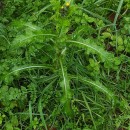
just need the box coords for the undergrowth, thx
[0,0,130,130]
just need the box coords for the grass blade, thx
[82,92,97,130]
[38,99,47,130]
[113,0,124,29]
[40,79,56,95]
[35,4,52,17]
[29,101,33,128]
[0,35,10,44]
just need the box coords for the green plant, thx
[0,0,130,129]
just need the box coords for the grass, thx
[113,0,124,29]
[82,92,96,130]
[0,0,130,129]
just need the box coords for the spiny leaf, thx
[11,33,56,48]
[67,39,112,61]
[8,64,53,75]
[24,23,41,30]
[60,60,69,97]
[60,59,73,116]
[70,75,114,98]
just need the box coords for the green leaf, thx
[24,23,41,30]
[117,45,124,51]
[114,57,121,65]
[38,99,47,130]
[11,116,18,126]
[79,7,111,24]
[60,59,73,116]
[82,92,96,130]
[29,101,32,128]
[8,64,53,75]
[117,36,123,45]
[35,4,52,17]
[67,39,111,61]
[11,33,55,48]
[0,116,2,125]
[70,75,114,99]
[6,123,13,130]
[102,32,111,38]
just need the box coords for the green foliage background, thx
[0,0,130,129]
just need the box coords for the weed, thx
[0,0,130,129]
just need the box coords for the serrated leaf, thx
[67,39,111,61]
[25,23,41,30]
[11,33,55,48]
[8,64,53,75]
[70,75,114,98]
[60,59,73,116]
